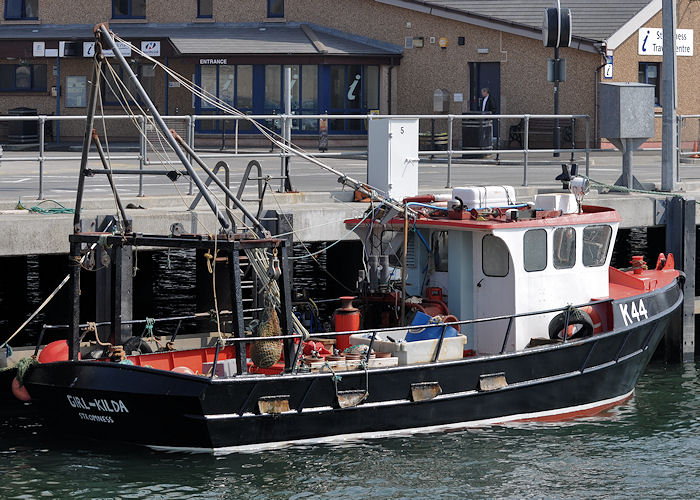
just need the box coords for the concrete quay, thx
[0,149,698,256]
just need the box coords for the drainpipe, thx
[388,64,394,114]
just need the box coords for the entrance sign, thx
[638,28,693,56]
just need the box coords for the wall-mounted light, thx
[477,48,489,54]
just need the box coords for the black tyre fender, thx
[548,309,594,340]
[122,336,153,355]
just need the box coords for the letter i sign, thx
[604,56,613,79]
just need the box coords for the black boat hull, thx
[23,280,682,452]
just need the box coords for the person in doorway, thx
[480,87,497,114]
[479,87,498,157]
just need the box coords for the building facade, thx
[0,0,697,146]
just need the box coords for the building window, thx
[582,225,612,267]
[267,0,284,18]
[0,64,46,92]
[638,62,661,106]
[102,63,144,105]
[523,229,547,272]
[197,0,212,18]
[553,227,576,269]
[262,65,318,132]
[197,64,254,132]
[329,64,380,132]
[482,234,509,277]
[112,0,146,19]
[4,0,37,19]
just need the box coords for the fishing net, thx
[250,306,283,369]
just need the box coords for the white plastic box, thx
[349,331,467,365]
[534,193,578,214]
[452,186,516,210]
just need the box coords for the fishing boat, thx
[10,25,683,453]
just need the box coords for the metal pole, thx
[282,66,292,192]
[98,24,231,230]
[523,115,529,186]
[188,115,195,195]
[446,115,453,188]
[585,115,590,176]
[38,116,45,200]
[91,130,131,231]
[661,0,678,191]
[68,242,81,361]
[172,132,267,234]
[73,59,102,233]
[138,114,145,197]
[553,46,560,158]
[401,212,409,325]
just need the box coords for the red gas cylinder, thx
[333,296,361,352]
[38,340,79,363]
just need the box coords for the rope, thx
[17,198,74,214]
[12,357,39,386]
[288,208,374,261]
[0,273,70,349]
[585,176,687,198]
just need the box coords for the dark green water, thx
[1,362,697,499]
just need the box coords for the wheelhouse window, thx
[4,0,37,19]
[638,62,660,106]
[523,229,547,272]
[267,0,284,18]
[113,0,146,19]
[482,235,509,277]
[0,64,46,92]
[197,0,212,18]
[582,225,612,267]
[553,227,576,269]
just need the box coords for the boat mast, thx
[95,23,232,232]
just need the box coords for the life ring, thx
[548,308,594,340]
[580,306,603,334]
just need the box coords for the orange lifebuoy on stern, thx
[580,306,603,334]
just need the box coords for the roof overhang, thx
[374,0,602,53]
[603,0,661,50]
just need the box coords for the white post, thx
[281,66,292,192]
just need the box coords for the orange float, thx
[11,377,31,402]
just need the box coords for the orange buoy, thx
[171,366,194,375]
[580,306,603,334]
[11,377,31,402]
[38,340,79,363]
[333,296,361,352]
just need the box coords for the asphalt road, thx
[0,148,698,204]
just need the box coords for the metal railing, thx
[0,112,591,199]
